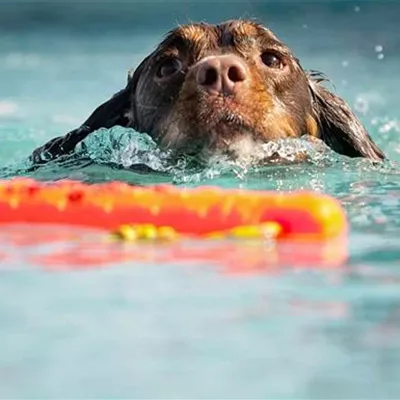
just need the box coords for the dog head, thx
[122,19,384,162]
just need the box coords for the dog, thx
[31,19,385,165]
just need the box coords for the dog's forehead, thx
[159,22,214,49]
[218,20,282,48]
[219,20,270,38]
[162,20,280,48]
[177,23,213,41]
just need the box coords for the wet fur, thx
[31,20,385,164]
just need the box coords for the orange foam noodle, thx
[0,178,348,239]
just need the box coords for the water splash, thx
[72,127,345,185]
[0,126,399,189]
[76,127,172,171]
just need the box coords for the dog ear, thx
[308,72,385,161]
[30,57,150,164]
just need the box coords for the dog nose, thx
[196,55,248,95]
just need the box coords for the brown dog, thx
[31,19,385,164]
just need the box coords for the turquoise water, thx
[2,0,400,398]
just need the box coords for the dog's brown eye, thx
[261,52,283,69]
[157,58,182,78]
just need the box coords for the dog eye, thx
[261,52,283,69]
[157,58,182,78]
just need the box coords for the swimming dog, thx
[31,20,385,165]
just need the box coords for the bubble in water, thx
[371,117,381,126]
[354,6,361,12]
[341,60,349,68]
[379,120,400,134]
[309,178,325,193]
[374,45,385,60]
[354,97,369,115]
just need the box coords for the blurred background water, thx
[1,0,400,398]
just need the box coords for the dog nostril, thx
[227,65,245,83]
[202,67,218,86]
[196,57,246,94]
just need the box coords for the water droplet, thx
[354,6,361,12]
[341,60,349,68]
[355,97,369,115]
[371,117,379,126]
[375,45,383,52]
[302,24,308,29]
[377,53,384,60]
[378,120,400,134]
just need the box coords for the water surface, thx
[1,1,400,398]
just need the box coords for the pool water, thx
[2,0,400,398]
